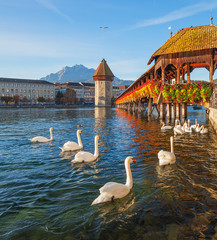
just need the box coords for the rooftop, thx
[0,77,53,85]
[93,59,114,77]
[148,24,217,64]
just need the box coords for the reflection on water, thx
[0,106,217,239]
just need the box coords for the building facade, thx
[0,77,55,104]
[55,82,95,104]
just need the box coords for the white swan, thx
[173,120,184,135]
[60,130,83,152]
[91,156,136,205]
[184,120,192,133]
[200,125,208,134]
[195,124,201,132]
[161,122,173,130]
[71,135,99,163]
[158,136,176,166]
[191,119,197,129]
[29,127,54,143]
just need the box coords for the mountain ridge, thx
[40,64,134,86]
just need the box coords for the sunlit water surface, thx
[0,107,217,240]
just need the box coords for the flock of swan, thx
[159,118,208,166]
[29,128,135,205]
[161,119,208,134]
[28,118,208,205]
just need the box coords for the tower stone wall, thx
[93,59,114,107]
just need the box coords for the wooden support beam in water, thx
[167,103,172,120]
[148,98,152,116]
[160,103,166,120]
[182,103,187,120]
[176,103,181,119]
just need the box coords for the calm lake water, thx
[0,106,217,240]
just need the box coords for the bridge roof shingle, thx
[148,24,217,64]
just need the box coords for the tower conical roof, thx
[93,59,114,77]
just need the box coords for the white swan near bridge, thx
[158,136,176,166]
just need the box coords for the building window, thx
[2,88,4,92]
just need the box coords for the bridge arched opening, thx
[190,67,209,82]
[165,64,176,84]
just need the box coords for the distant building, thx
[55,82,95,104]
[0,77,55,104]
[119,85,130,95]
[80,82,95,104]
[112,86,120,99]
[93,59,114,107]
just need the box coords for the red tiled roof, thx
[93,59,114,77]
[148,24,217,64]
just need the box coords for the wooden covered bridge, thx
[115,22,216,120]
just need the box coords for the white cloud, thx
[35,0,73,23]
[130,1,217,29]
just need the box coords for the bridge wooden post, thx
[182,103,187,120]
[138,101,141,113]
[160,103,166,120]
[148,98,152,116]
[127,103,130,111]
[187,63,190,83]
[172,103,176,119]
[176,103,181,119]
[141,102,145,112]
[166,103,172,120]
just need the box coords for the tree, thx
[13,95,20,104]
[37,96,46,102]
[22,96,28,104]
[1,96,13,104]
[55,90,64,104]
[64,88,77,104]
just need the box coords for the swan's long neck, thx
[170,137,174,153]
[50,129,53,141]
[125,160,133,189]
[77,132,82,147]
[94,137,99,157]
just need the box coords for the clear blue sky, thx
[0,0,217,81]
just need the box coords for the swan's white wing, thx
[63,141,80,149]
[72,151,95,163]
[30,136,49,142]
[100,182,129,197]
[158,150,176,166]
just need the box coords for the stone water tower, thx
[93,59,114,107]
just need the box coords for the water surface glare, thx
[0,107,217,239]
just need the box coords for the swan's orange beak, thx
[81,131,83,134]
[133,158,137,163]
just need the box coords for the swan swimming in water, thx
[161,122,173,130]
[60,130,83,152]
[29,127,54,143]
[91,156,136,205]
[191,119,197,129]
[173,120,184,135]
[158,136,176,166]
[199,125,208,134]
[71,135,99,163]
